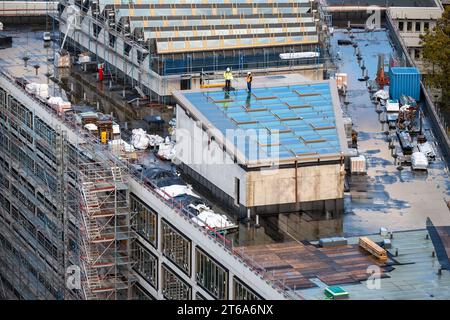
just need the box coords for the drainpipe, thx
[295,160,298,204]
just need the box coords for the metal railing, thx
[0,68,304,299]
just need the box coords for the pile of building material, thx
[350,155,367,174]
[411,152,428,170]
[84,123,98,135]
[385,99,400,112]
[319,237,348,247]
[417,141,436,161]
[156,184,198,200]
[373,89,389,104]
[78,52,91,64]
[148,134,164,147]
[189,204,236,231]
[25,83,49,99]
[55,51,71,68]
[130,128,165,150]
[108,139,135,154]
[157,137,176,161]
[130,128,150,150]
[47,96,72,113]
[336,73,348,93]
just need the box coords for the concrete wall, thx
[128,177,289,300]
[247,163,345,207]
[177,104,345,211]
[278,212,343,241]
[176,104,247,206]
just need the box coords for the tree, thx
[420,8,450,109]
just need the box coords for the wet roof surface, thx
[298,229,450,299]
[181,82,344,162]
[331,29,450,236]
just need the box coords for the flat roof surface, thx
[176,81,346,165]
[298,229,450,300]
[324,0,438,7]
[239,237,390,291]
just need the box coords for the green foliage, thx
[420,8,450,108]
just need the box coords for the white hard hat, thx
[247,71,251,75]
[226,67,230,72]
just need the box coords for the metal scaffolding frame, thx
[0,88,69,299]
[0,64,135,299]
[75,161,133,300]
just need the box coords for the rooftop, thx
[298,229,450,300]
[92,0,319,54]
[324,0,439,7]
[174,80,347,166]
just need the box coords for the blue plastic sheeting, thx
[389,67,421,101]
[182,82,343,162]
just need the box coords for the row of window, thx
[398,20,431,33]
[130,194,261,300]
[0,233,59,299]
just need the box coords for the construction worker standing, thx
[224,67,233,91]
[246,71,253,93]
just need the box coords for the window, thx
[109,33,116,48]
[131,194,157,246]
[424,22,429,31]
[131,241,158,289]
[195,292,207,300]
[195,247,228,300]
[132,283,154,300]
[415,22,421,32]
[161,264,192,300]
[414,48,421,59]
[234,177,240,206]
[407,21,412,31]
[233,277,262,300]
[398,21,404,31]
[161,219,191,275]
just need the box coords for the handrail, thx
[0,67,303,299]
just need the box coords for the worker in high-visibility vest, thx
[223,67,233,91]
[246,71,253,93]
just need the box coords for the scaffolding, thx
[0,59,135,299]
[0,87,69,299]
[76,162,133,300]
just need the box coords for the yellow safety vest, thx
[224,71,233,81]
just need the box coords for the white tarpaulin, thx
[279,52,319,60]
[156,185,198,200]
[108,139,135,153]
[130,128,150,150]
[411,152,428,170]
[147,134,164,147]
[350,155,367,174]
[190,204,235,229]
[373,90,389,101]
[25,83,49,99]
[157,137,176,160]
[84,123,98,131]
[386,99,400,112]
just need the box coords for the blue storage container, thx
[389,67,421,101]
